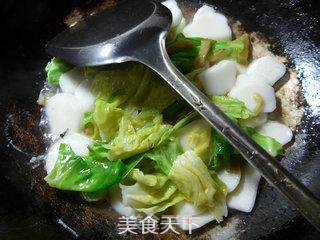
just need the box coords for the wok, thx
[0,0,320,239]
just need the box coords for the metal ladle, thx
[46,0,320,230]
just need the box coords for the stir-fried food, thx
[39,0,293,231]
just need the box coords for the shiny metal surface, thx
[46,0,169,66]
[45,0,320,231]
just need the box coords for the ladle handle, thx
[141,38,320,231]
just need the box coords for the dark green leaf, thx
[168,34,201,73]
[170,49,199,73]
[208,129,232,170]
[162,99,191,123]
[208,126,284,170]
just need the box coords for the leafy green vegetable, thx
[146,138,183,175]
[168,34,201,73]
[170,49,199,73]
[104,108,173,161]
[131,169,168,189]
[93,98,124,141]
[176,119,211,164]
[45,119,189,194]
[185,67,206,90]
[168,33,250,73]
[91,64,177,112]
[45,58,72,85]
[208,96,282,168]
[90,66,157,141]
[214,39,244,57]
[244,127,284,157]
[83,112,99,139]
[194,39,213,68]
[45,144,143,192]
[170,111,199,132]
[208,96,252,170]
[169,151,227,222]
[103,110,198,162]
[208,128,233,170]
[187,126,211,160]
[167,18,186,44]
[209,33,250,65]
[83,112,94,126]
[87,140,109,160]
[209,38,242,64]
[139,112,199,175]
[90,98,196,165]
[209,126,284,170]
[162,99,191,123]
[211,95,253,120]
[82,190,108,202]
[87,64,182,160]
[120,169,184,215]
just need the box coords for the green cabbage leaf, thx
[88,64,179,160]
[45,58,72,85]
[120,169,184,215]
[211,95,253,120]
[168,33,250,73]
[244,127,284,157]
[208,34,250,65]
[45,143,143,192]
[168,151,227,222]
[103,107,173,160]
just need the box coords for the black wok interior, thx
[0,0,320,239]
